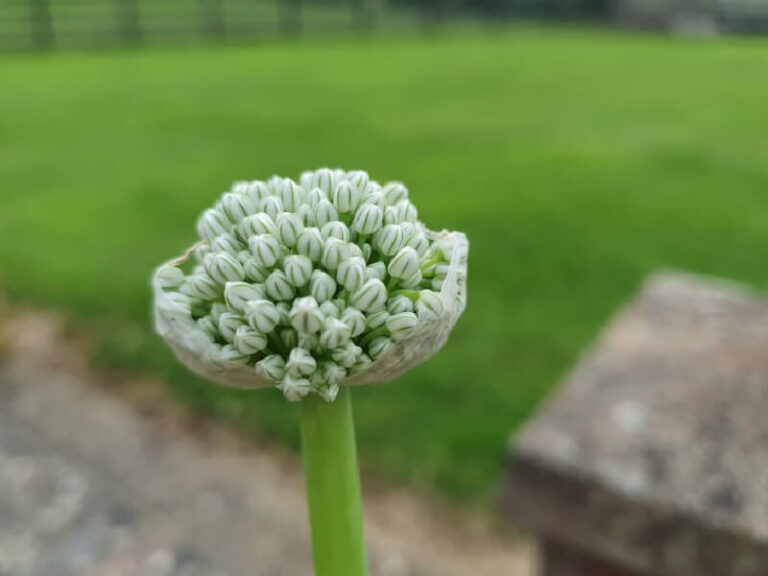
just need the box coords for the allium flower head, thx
[153,168,467,401]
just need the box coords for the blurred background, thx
[1,0,768,552]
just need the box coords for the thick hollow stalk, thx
[300,386,368,576]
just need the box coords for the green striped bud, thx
[350,279,387,312]
[383,206,400,225]
[374,224,405,256]
[194,243,210,263]
[321,221,350,242]
[280,327,298,349]
[362,243,372,262]
[341,307,366,337]
[267,175,285,193]
[156,266,185,290]
[279,376,312,402]
[366,310,389,330]
[284,254,313,287]
[345,242,364,260]
[260,196,284,221]
[287,347,317,378]
[248,234,281,268]
[314,199,338,229]
[221,192,257,223]
[311,168,336,195]
[310,270,336,303]
[320,359,347,385]
[298,332,320,350]
[224,281,265,314]
[276,302,291,325]
[296,227,324,262]
[405,230,429,256]
[243,259,269,283]
[165,292,193,313]
[346,170,369,191]
[197,208,230,242]
[289,296,324,334]
[352,353,373,373]
[362,191,387,211]
[388,247,419,280]
[234,325,268,355]
[211,233,245,257]
[205,252,245,284]
[210,302,227,323]
[319,300,341,319]
[333,180,361,214]
[395,200,418,223]
[220,344,251,364]
[317,383,340,403]
[299,170,314,190]
[400,269,423,289]
[197,315,219,342]
[388,295,414,315]
[416,289,443,320]
[320,318,351,350]
[218,312,246,343]
[276,212,304,247]
[183,274,221,300]
[432,278,444,291]
[245,299,281,333]
[368,336,392,360]
[256,354,286,381]
[306,187,328,208]
[382,182,408,205]
[298,203,314,227]
[351,204,383,236]
[278,179,304,211]
[386,312,418,342]
[331,342,363,368]
[321,238,346,271]
[240,213,277,238]
[365,261,387,282]
[336,257,366,292]
[265,269,295,301]
[245,181,271,205]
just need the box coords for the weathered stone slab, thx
[504,272,768,576]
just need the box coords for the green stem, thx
[301,388,368,576]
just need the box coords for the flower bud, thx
[197,315,219,342]
[317,383,340,403]
[165,292,193,313]
[245,181,271,204]
[276,302,291,324]
[197,208,230,242]
[210,302,228,323]
[395,200,418,223]
[211,233,245,256]
[367,336,392,360]
[321,221,350,242]
[276,212,304,247]
[221,191,257,223]
[248,234,282,268]
[432,278,444,291]
[289,296,323,334]
[205,252,245,284]
[256,354,286,381]
[321,238,346,271]
[388,295,414,314]
[345,170,368,189]
[306,187,328,208]
[336,257,366,292]
[278,179,304,211]
[298,332,319,350]
[280,327,298,349]
[416,289,443,320]
[405,231,429,256]
[382,182,408,205]
[297,203,314,226]
[220,344,251,364]
[156,266,185,289]
[341,307,366,337]
[365,261,387,282]
[388,247,419,280]
[331,342,362,368]
[287,347,317,378]
[310,270,336,303]
[279,376,312,402]
[312,168,336,194]
[400,269,423,289]
[320,359,347,385]
[366,310,389,330]
[284,254,313,287]
[183,274,221,300]
[386,312,418,342]
[299,171,314,190]
[194,243,210,263]
[383,206,400,225]
[296,227,324,262]
[218,312,246,342]
[240,213,277,238]
[351,204,383,236]
[374,224,405,256]
[243,259,269,283]
[345,242,364,260]
[350,279,387,312]
[351,353,373,373]
[224,281,265,314]
[231,181,249,195]
[234,325,268,355]
[265,269,295,301]
[434,263,450,281]
[333,180,361,213]
[320,318,351,350]
[314,199,338,229]
[319,300,341,319]
[245,299,281,333]
[362,191,387,210]
[260,195,284,221]
[362,243,372,262]
[267,174,285,192]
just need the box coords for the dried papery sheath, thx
[153,168,468,401]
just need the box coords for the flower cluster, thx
[155,168,456,402]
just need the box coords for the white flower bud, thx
[400,269,423,288]
[388,247,419,280]
[289,296,323,334]
[405,231,429,256]
[362,191,387,210]
[432,278,444,291]
[350,279,387,312]
[218,312,246,342]
[211,233,245,256]
[220,344,251,364]
[312,168,336,194]
[284,254,313,287]
[319,300,341,319]
[306,187,328,208]
[197,315,219,341]
[321,221,350,242]
[333,180,361,213]
[298,203,314,226]
[346,170,368,189]
[205,252,245,284]
[386,312,418,342]
[248,234,282,268]
[224,281,264,313]
[366,310,389,330]
[388,295,414,314]
[276,212,304,247]
[382,182,408,205]
[245,299,281,333]
[374,224,405,256]
[310,270,336,303]
[367,336,392,360]
[416,289,443,320]
[317,383,340,403]
[157,266,185,289]
[395,200,418,223]
[276,302,291,325]
[362,243,372,262]
[194,243,210,262]
[296,227,324,261]
[234,325,268,355]
[265,269,295,301]
[231,181,249,195]
[299,170,314,189]
[243,259,269,283]
[183,274,221,299]
[320,318,351,349]
[351,353,372,373]
[336,257,366,292]
[256,354,286,381]
[280,327,298,349]
[279,376,312,402]
[314,199,338,229]
[434,263,450,281]
[351,204,383,236]
[331,342,362,368]
[383,206,400,225]
[210,302,227,323]
[197,208,230,242]
[221,191,257,223]
[321,238,346,271]
[260,195,284,221]
[345,242,364,260]
[245,181,271,204]
[267,175,286,192]
[240,213,277,238]
[287,347,317,378]
[298,332,319,350]
[278,179,304,211]
[341,307,366,337]
[320,359,347,385]
[365,261,387,282]
[165,292,193,312]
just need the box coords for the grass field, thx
[1,29,767,502]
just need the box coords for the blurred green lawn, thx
[1,29,767,502]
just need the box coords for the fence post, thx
[117,0,142,46]
[29,0,54,50]
[199,0,226,41]
[278,0,302,35]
